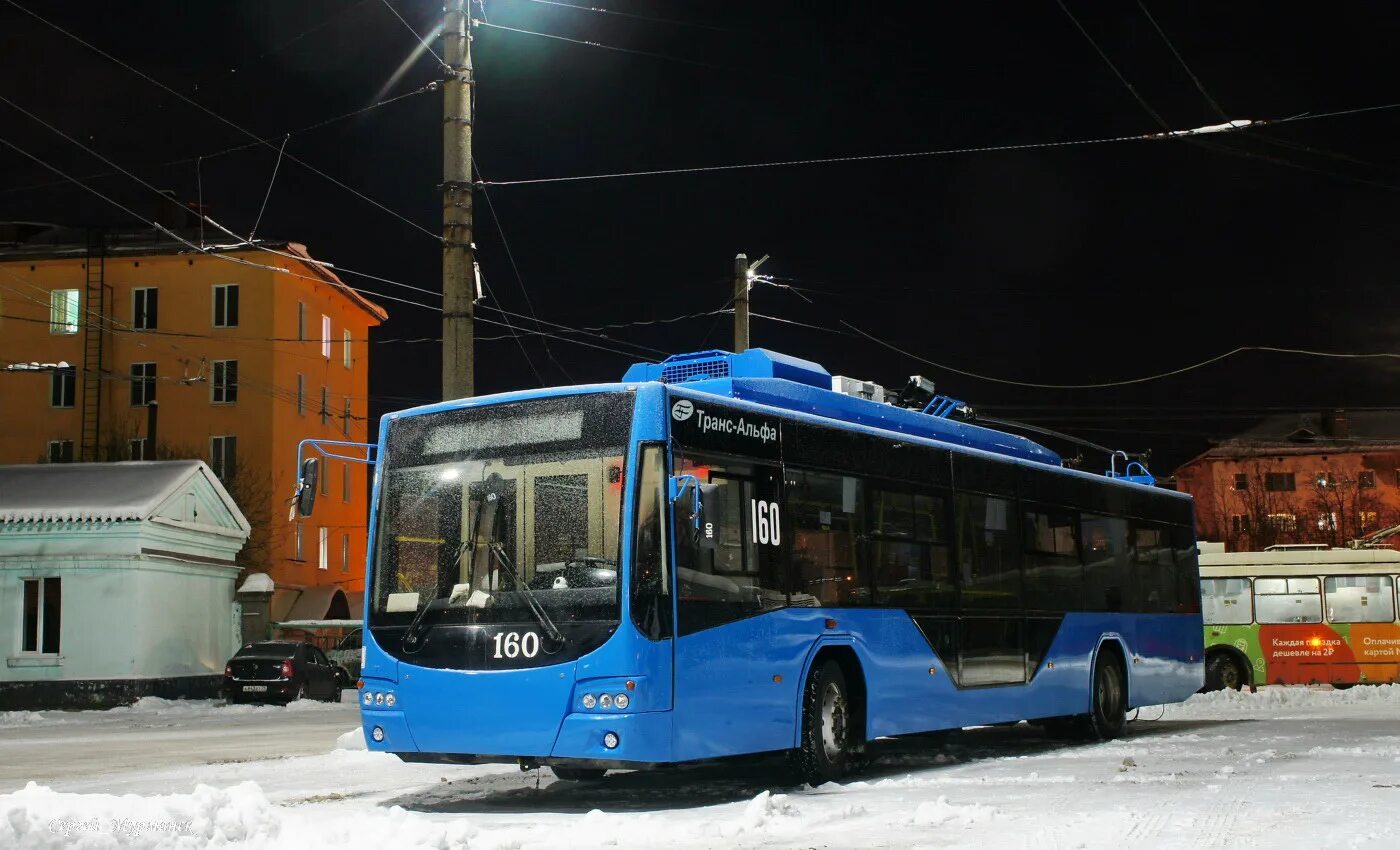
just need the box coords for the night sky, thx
[3,1,1398,474]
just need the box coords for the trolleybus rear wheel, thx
[792,660,852,785]
[550,767,607,782]
[1080,650,1127,740]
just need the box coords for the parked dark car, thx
[223,641,341,704]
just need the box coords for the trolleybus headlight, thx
[384,693,397,708]
[363,691,374,706]
[581,693,597,709]
[614,693,629,710]
[371,726,385,743]
[599,694,613,708]
[375,692,385,706]
[603,732,619,750]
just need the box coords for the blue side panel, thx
[671,609,1205,751]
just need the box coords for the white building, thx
[0,461,249,709]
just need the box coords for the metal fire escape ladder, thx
[79,229,110,461]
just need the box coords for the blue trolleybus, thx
[294,348,1203,783]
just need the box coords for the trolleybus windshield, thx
[370,392,634,632]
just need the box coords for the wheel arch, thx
[1090,634,1131,710]
[792,640,868,749]
[1204,644,1254,689]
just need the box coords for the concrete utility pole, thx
[732,253,768,353]
[442,0,475,400]
[733,254,749,353]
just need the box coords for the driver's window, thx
[674,452,787,635]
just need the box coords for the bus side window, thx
[1255,577,1322,624]
[1325,575,1395,624]
[788,469,868,607]
[1201,578,1252,625]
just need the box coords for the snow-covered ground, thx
[3,687,1398,849]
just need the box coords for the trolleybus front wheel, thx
[791,659,854,785]
[1204,653,1247,692]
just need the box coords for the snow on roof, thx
[0,460,240,525]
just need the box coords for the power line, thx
[510,0,728,32]
[1134,0,1229,120]
[379,0,447,66]
[839,319,1400,390]
[473,19,730,72]
[2,0,442,242]
[1054,0,1171,130]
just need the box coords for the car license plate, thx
[243,685,267,692]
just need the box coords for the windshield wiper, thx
[487,541,567,652]
[401,538,473,652]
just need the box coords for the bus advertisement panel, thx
[1200,550,1400,689]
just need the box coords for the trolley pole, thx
[733,253,750,353]
[442,0,475,400]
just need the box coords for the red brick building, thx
[1173,410,1400,551]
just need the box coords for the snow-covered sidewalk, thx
[3,686,1398,849]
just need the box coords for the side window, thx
[870,486,953,609]
[630,444,672,640]
[956,494,1021,610]
[1131,523,1177,612]
[674,453,785,634]
[1201,578,1253,625]
[1023,506,1082,611]
[1325,575,1395,624]
[1082,514,1131,612]
[788,469,867,606]
[1255,577,1322,624]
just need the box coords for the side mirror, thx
[670,475,720,552]
[296,457,319,517]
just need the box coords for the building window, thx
[46,440,73,464]
[50,366,75,408]
[342,463,351,503]
[1264,472,1296,492]
[132,287,158,330]
[1315,471,1333,488]
[341,534,350,573]
[320,387,329,425]
[1230,514,1250,534]
[1361,511,1379,531]
[318,527,329,570]
[20,577,61,654]
[1266,513,1297,532]
[129,438,147,460]
[211,359,238,404]
[1232,473,1248,491]
[130,362,156,406]
[296,373,305,416]
[1317,512,1338,531]
[341,398,351,436]
[297,302,306,341]
[212,284,239,328]
[1359,471,1376,489]
[294,522,303,561]
[210,435,237,481]
[343,329,352,368]
[319,460,329,497]
[321,315,331,359]
[49,289,79,334]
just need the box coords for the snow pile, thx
[910,795,995,827]
[1166,684,1400,718]
[106,696,344,718]
[0,710,63,728]
[0,782,483,850]
[335,727,367,751]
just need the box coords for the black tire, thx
[1204,653,1247,692]
[1332,683,1356,691]
[791,659,856,785]
[550,767,607,782]
[1079,649,1128,740]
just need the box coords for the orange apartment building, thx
[0,223,387,609]
[1173,410,1400,551]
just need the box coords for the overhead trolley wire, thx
[2,0,443,242]
[510,0,728,32]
